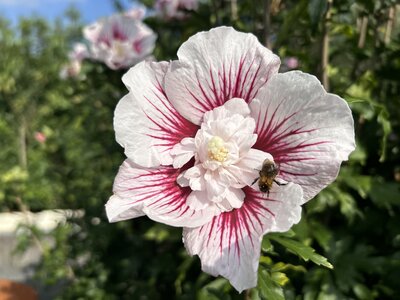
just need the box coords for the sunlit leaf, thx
[269,236,333,269]
[257,266,285,300]
[262,237,273,253]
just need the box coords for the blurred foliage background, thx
[1,0,400,299]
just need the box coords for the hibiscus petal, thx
[83,20,102,42]
[170,137,196,168]
[250,71,355,202]
[115,61,198,168]
[183,184,303,292]
[105,194,145,222]
[187,190,212,210]
[165,26,280,125]
[107,160,216,227]
[218,188,245,210]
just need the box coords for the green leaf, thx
[261,237,273,253]
[348,142,367,165]
[269,236,333,269]
[353,284,374,300]
[144,223,181,243]
[345,79,392,162]
[271,271,289,286]
[369,181,400,210]
[340,170,400,209]
[197,278,231,300]
[257,266,285,300]
[308,220,332,251]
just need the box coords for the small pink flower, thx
[83,14,157,70]
[59,60,82,79]
[179,0,198,10]
[34,132,46,144]
[69,42,89,62]
[106,27,355,291]
[284,56,299,69]
[60,43,88,79]
[154,0,198,19]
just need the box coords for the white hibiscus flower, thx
[83,13,156,70]
[106,27,355,292]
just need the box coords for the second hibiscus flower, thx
[83,12,156,70]
[106,27,355,292]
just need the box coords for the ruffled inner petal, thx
[171,137,196,168]
[172,98,270,213]
[227,149,273,187]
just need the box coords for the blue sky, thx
[0,0,136,24]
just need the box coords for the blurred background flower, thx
[59,43,88,79]
[34,132,46,144]
[83,13,157,69]
[284,56,299,69]
[154,0,199,20]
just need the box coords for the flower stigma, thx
[113,41,126,57]
[207,136,228,162]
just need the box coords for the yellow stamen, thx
[208,136,228,162]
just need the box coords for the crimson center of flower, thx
[207,136,228,162]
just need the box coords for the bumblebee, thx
[252,159,286,195]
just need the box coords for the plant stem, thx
[15,197,45,254]
[263,0,271,48]
[321,0,333,92]
[211,0,221,26]
[358,15,368,49]
[244,288,251,300]
[384,6,395,45]
[18,116,27,169]
[231,0,238,22]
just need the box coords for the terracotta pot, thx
[0,279,37,300]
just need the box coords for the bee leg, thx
[251,177,259,186]
[274,179,287,186]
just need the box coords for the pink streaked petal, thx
[112,22,128,41]
[115,61,198,168]
[120,18,157,57]
[183,183,303,292]
[133,39,142,54]
[165,27,280,125]
[250,71,355,202]
[111,160,215,227]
